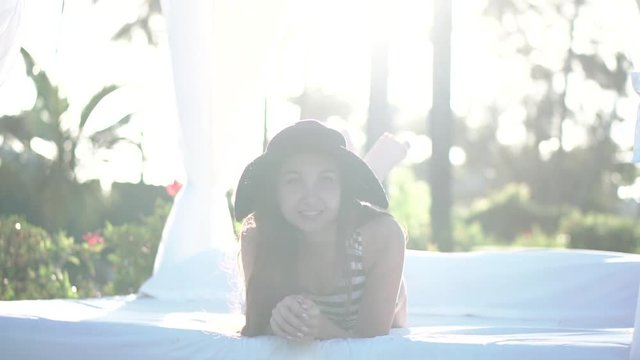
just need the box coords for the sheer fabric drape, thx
[139,0,285,302]
[0,0,24,85]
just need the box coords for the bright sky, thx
[1,0,640,188]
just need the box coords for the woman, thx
[235,119,407,340]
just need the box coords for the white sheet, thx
[404,248,640,328]
[1,249,638,359]
[0,315,632,360]
[0,0,23,86]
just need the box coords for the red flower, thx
[166,180,183,197]
[83,232,104,246]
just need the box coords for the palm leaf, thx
[112,22,136,42]
[79,85,119,133]
[20,48,35,75]
[88,114,132,147]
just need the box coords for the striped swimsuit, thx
[305,231,366,331]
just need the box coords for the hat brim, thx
[234,148,388,221]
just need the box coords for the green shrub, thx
[0,154,169,245]
[0,198,171,300]
[0,216,77,300]
[65,235,108,298]
[104,182,170,227]
[387,167,431,250]
[465,183,562,243]
[101,199,170,295]
[561,212,639,253]
[511,226,568,249]
[451,219,491,251]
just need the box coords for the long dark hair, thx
[240,155,385,336]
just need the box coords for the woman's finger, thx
[270,316,288,338]
[301,298,320,317]
[293,296,312,319]
[272,308,304,338]
[280,301,308,331]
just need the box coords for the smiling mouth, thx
[298,210,322,217]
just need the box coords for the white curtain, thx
[632,68,640,360]
[0,0,24,85]
[634,72,640,163]
[139,0,286,302]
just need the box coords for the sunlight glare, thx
[30,137,57,161]
[538,138,560,161]
[618,178,640,201]
[496,106,527,146]
[396,131,431,164]
[561,121,587,152]
[6,0,640,186]
[449,146,467,166]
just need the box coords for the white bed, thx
[2,248,638,360]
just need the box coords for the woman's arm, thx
[351,215,406,338]
[307,215,406,339]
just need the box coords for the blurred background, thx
[2,0,640,300]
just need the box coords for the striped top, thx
[305,231,366,331]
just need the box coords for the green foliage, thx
[104,182,170,227]
[102,199,170,294]
[0,49,144,239]
[511,226,568,249]
[451,219,489,252]
[561,212,639,253]
[66,238,107,298]
[109,0,163,45]
[0,154,166,241]
[0,198,171,300]
[4,50,135,179]
[456,0,634,214]
[465,183,562,243]
[0,216,77,300]
[387,167,431,250]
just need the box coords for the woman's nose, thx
[300,183,320,202]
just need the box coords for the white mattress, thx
[1,249,638,360]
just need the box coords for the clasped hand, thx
[270,295,320,341]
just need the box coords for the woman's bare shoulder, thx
[358,214,406,261]
[359,213,405,241]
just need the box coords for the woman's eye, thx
[320,175,336,184]
[284,176,301,185]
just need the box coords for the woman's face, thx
[276,152,342,235]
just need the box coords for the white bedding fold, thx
[0,249,637,359]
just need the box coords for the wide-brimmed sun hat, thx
[233,119,388,221]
